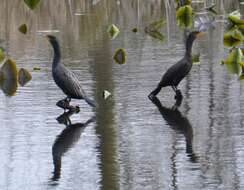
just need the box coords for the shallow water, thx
[0,0,244,190]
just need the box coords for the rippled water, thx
[0,0,244,190]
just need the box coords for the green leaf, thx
[228,11,244,26]
[147,19,165,31]
[0,59,18,96]
[222,48,243,76]
[107,24,120,39]
[132,28,138,33]
[239,62,244,80]
[192,53,200,65]
[237,24,244,36]
[33,67,41,71]
[239,75,244,80]
[175,0,191,9]
[176,5,193,28]
[223,28,243,47]
[24,0,40,10]
[103,90,111,100]
[0,59,18,80]
[144,19,165,42]
[147,31,164,41]
[0,48,5,62]
[18,68,32,86]
[18,24,27,34]
[113,48,126,64]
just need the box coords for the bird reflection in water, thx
[51,109,96,181]
[150,97,198,162]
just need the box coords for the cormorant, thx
[47,35,96,109]
[148,31,204,100]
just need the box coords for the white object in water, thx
[103,90,111,100]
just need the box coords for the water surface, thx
[0,0,244,190]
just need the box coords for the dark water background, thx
[0,0,244,189]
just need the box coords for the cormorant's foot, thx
[174,90,183,100]
[70,105,80,113]
[148,93,156,101]
[56,99,80,113]
[56,99,70,109]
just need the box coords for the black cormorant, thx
[47,35,96,108]
[148,31,204,100]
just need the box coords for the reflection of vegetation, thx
[224,11,244,47]
[33,67,41,71]
[0,59,18,96]
[18,24,28,34]
[227,11,244,30]
[113,48,126,64]
[175,0,193,28]
[132,28,138,33]
[0,48,5,61]
[24,0,40,10]
[145,19,165,31]
[147,30,165,41]
[224,28,243,47]
[176,5,193,28]
[18,68,32,86]
[175,0,191,9]
[144,19,165,41]
[222,10,244,79]
[0,59,32,96]
[222,48,243,76]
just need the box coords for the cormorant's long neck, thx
[51,40,61,68]
[184,36,195,58]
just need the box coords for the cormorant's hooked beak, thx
[196,31,205,39]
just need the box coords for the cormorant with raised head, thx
[148,31,204,100]
[47,35,96,109]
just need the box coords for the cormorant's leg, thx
[171,94,183,110]
[64,97,80,111]
[148,86,162,100]
[56,99,68,111]
[171,86,177,93]
[172,86,183,100]
[64,97,71,103]
[56,97,71,111]
[64,97,72,110]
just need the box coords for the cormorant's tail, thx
[84,96,96,107]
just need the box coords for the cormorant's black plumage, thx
[47,35,96,108]
[148,31,204,100]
